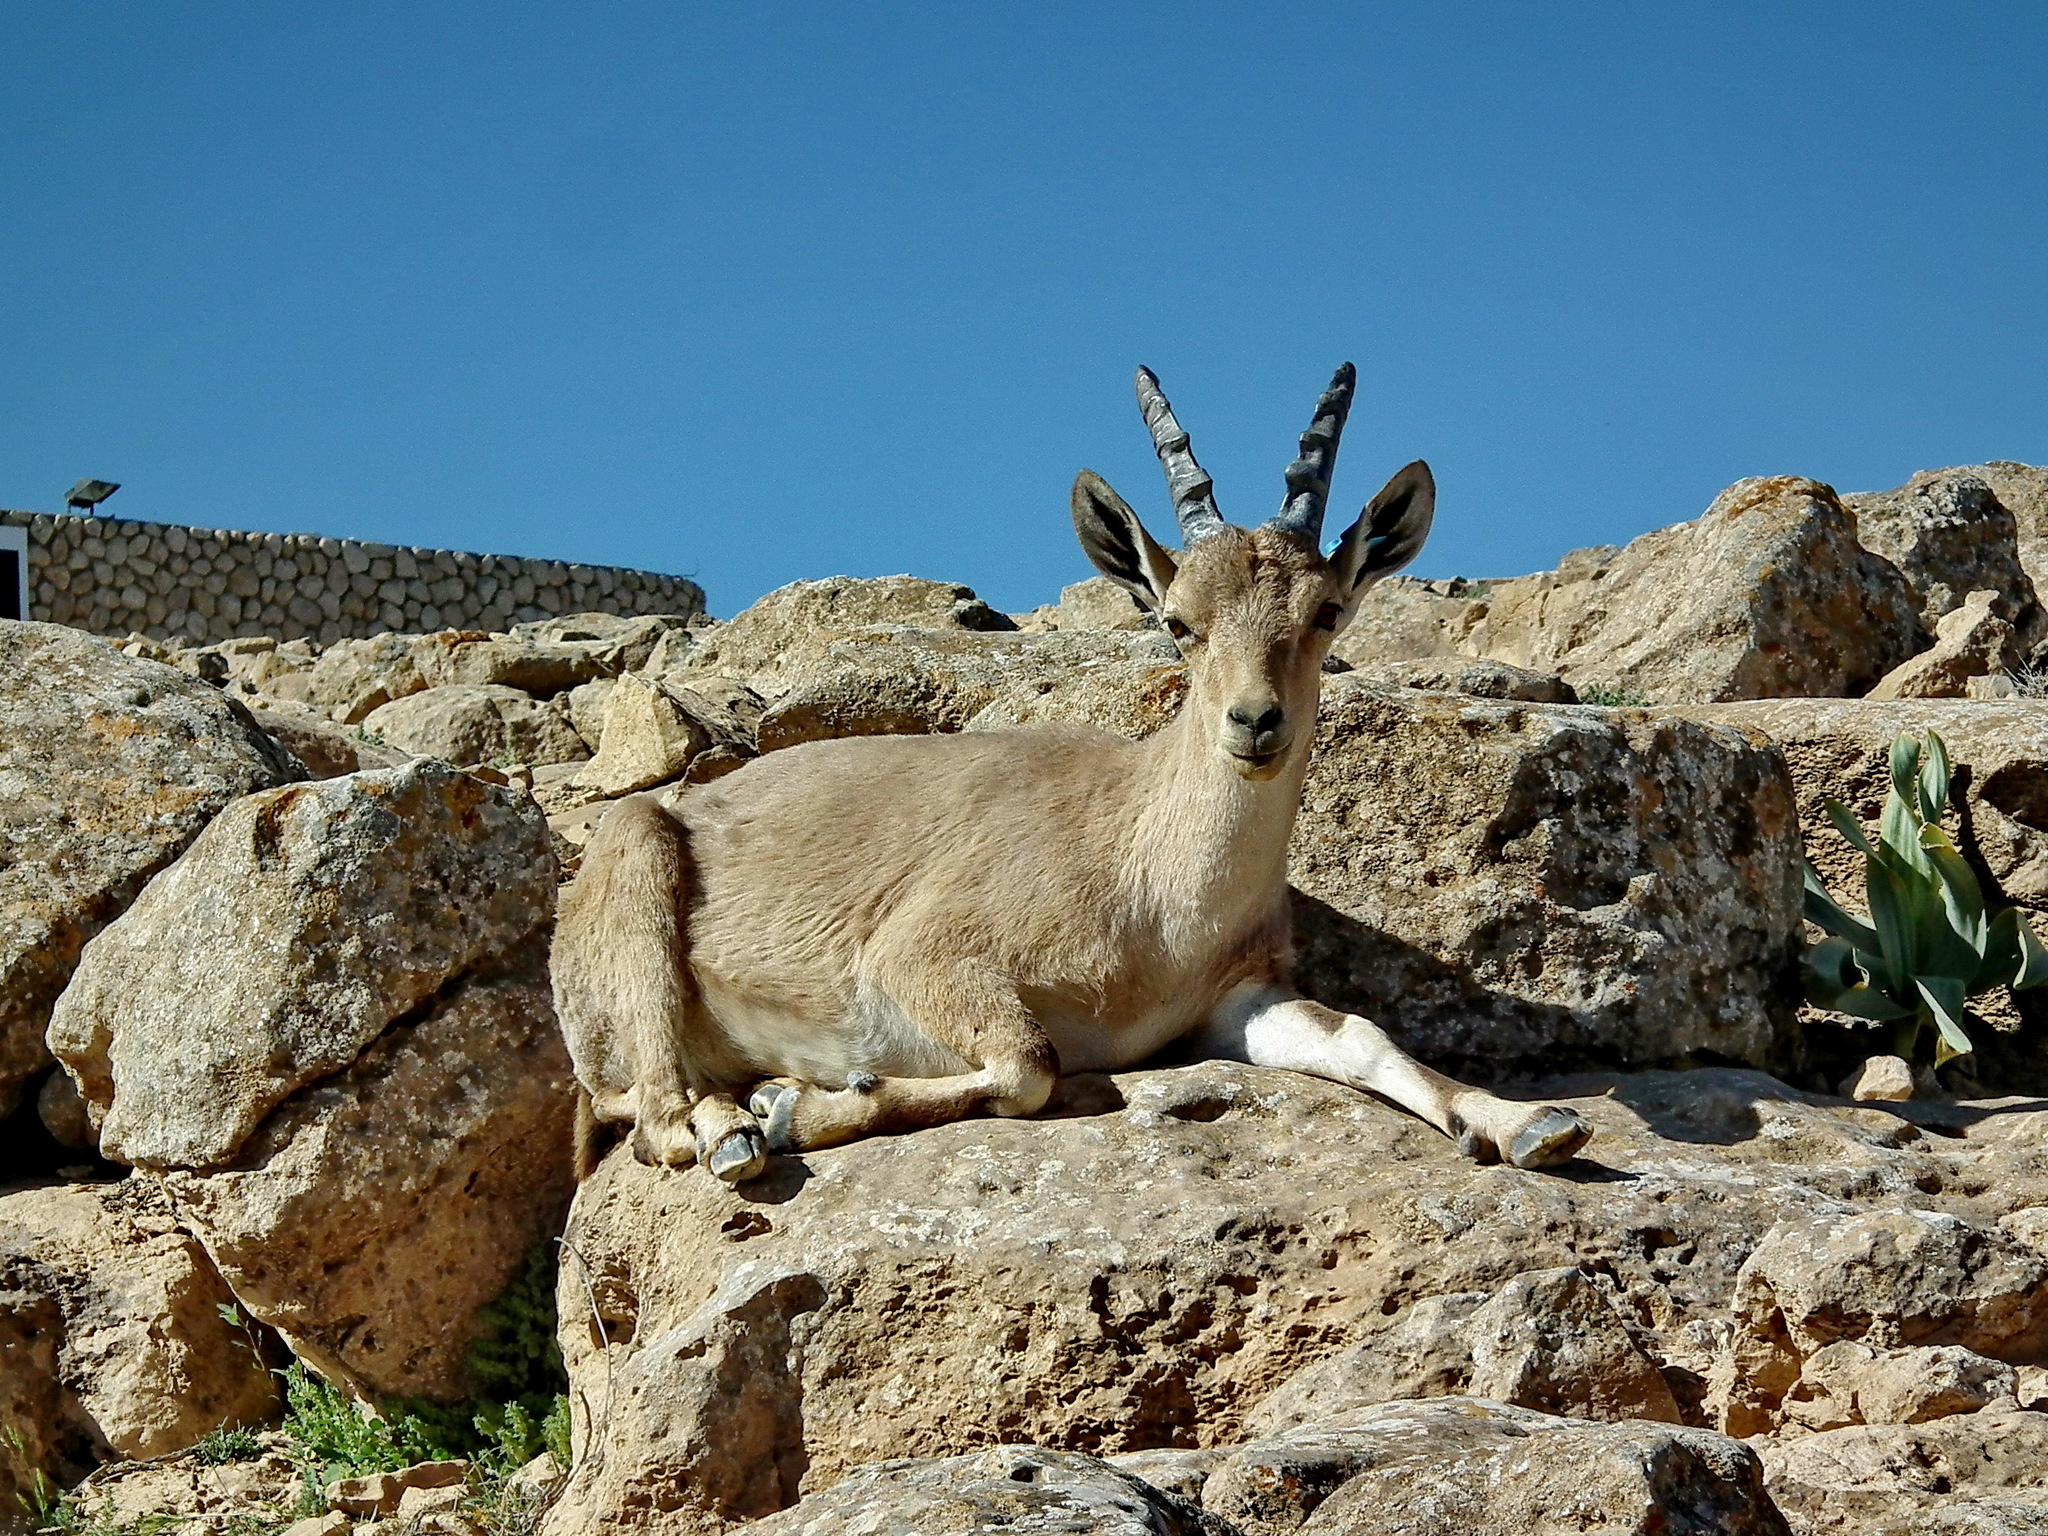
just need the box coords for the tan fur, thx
[553,430,1594,1180]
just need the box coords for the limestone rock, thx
[1760,1409,2048,1535]
[684,576,1015,687]
[1676,698,2048,917]
[1245,1294,1488,1435]
[545,1062,2048,1532]
[1461,477,1925,702]
[565,677,616,750]
[165,950,574,1399]
[1343,656,1577,703]
[249,700,413,779]
[1674,696,2048,1091]
[69,1435,302,1531]
[759,628,1181,750]
[330,1460,470,1518]
[1057,575,1157,632]
[47,759,555,1169]
[1866,590,2018,700]
[411,630,618,697]
[1782,1341,2017,1431]
[300,632,430,723]
[509,611,693,672]
[1329,576,1488,667]
[735,1446,1227,1536]
[0,1179,277,1470]
[1289,678,1803,1078]
[362,683,589,767]
[1465,1265,1682,1423]
[1844,471,2048,653]
[1203,1399,1789,1536]
[1844,1055,1917,1103]
[0,622,301,1117]
[1713,1208,2048,1435]
[577,675,755,796]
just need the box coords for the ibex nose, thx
[1227,704,1286,738]
[1225,704,1289,761]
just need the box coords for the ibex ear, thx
[1329,460,1435,600]
[1071,470,1179,611]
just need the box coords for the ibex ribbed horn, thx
[1269,362,1357,545]
[1135,367,1229,545]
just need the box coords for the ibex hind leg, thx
[555,795,766,1183]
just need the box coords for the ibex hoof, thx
[749,1082,801,1153]
[706,1126,768,1183]
[1507,1108,1592,1169]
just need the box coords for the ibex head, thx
[1071,364,1435,780]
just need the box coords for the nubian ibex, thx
[553,366,1594,1182]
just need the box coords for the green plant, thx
[278,1242,573,1509]
[1578,684,1652,708]
[191,1426,263,1467]
[1803,729,2048,1064]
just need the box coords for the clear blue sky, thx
[4,5,2044,617]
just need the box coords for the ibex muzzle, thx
[552,365,1593,1184]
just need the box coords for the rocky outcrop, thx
[575,675,753,796]
[1341,657,1577,703]
[0,622,302,1118]
[543,1062,2048,1534]
[0,1180,277,1484]
[1289,679,1804,1078]
[43,759,570,1400]
[1712,1208,2048,1436]
[1458,478,1926,702]
[1865,590,2019,700]
[1843,471,2048,655]
[48,760,555,1169]
[361,682,590,767]
[760,628,1186,750]
[681,576,1014,688]
[1760,1409,2048,1535]
[1330,577,1488,667]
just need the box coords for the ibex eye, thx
[1165,617,1192,641]
[1314,603,1341,631]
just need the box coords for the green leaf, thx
[1890,732,1923,807]
[1915,976,1976,1065]
[1919,730,1951,824]
[1865,854,1919,984]
[1919,821,1987,950]
[1802,862,1882,950]
[2013,907,2048,990]
[1881,788,1934,878]
[1824,799,1879,858]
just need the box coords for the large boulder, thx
[542,1061,2048,1533]
[1711,1208,2048,1436]
[1760,1409,2048,1535]
[162,950,574,1399]
[1844,471,2048,655]
[0,622,302,1117]
[1329,576,1489,667]
[44,760,570,1400]
[0,1180,277,1488]
[683,576,1015,689]
[575,675,755,796]
[361,682,589,767]
[1288,679,1804,1079]
[760,628,1184,750]
[48,759,555,1169]
[1198,1398,1787,1536]
[1865,590,2019,700]
[1459,477,1926,702]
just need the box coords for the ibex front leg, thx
[750,960,1060,1153]
[1199,988,1592,1169]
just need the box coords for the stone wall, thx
[0,509,705,647]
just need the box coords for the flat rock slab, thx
[546,1063,2048,1534]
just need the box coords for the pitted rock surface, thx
[0,621,302,1117]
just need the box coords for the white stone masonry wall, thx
[0,509,704,645]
